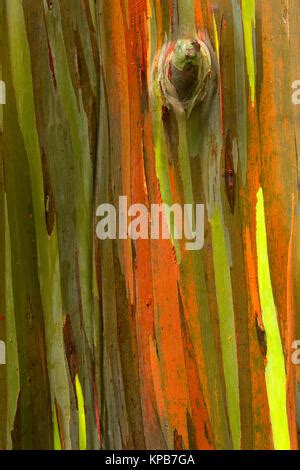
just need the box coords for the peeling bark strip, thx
[41,147,56,236]
[0,0,299,450]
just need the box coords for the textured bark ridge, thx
[158,38,212,116]
[170,40,201,100]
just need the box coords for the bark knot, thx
[158,38,212,116]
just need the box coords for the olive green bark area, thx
[0,0,298,451]
[98,6,147,449]
[169,40,201,101]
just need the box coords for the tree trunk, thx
[0,0,298,450]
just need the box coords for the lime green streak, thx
[256,188,290,450]
[210,206,241,449]
[53,405,63,451]
[75,375,87,450]
[241,0,256,105]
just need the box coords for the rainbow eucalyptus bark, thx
[0,0,299,451]
[1,0,100,450]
